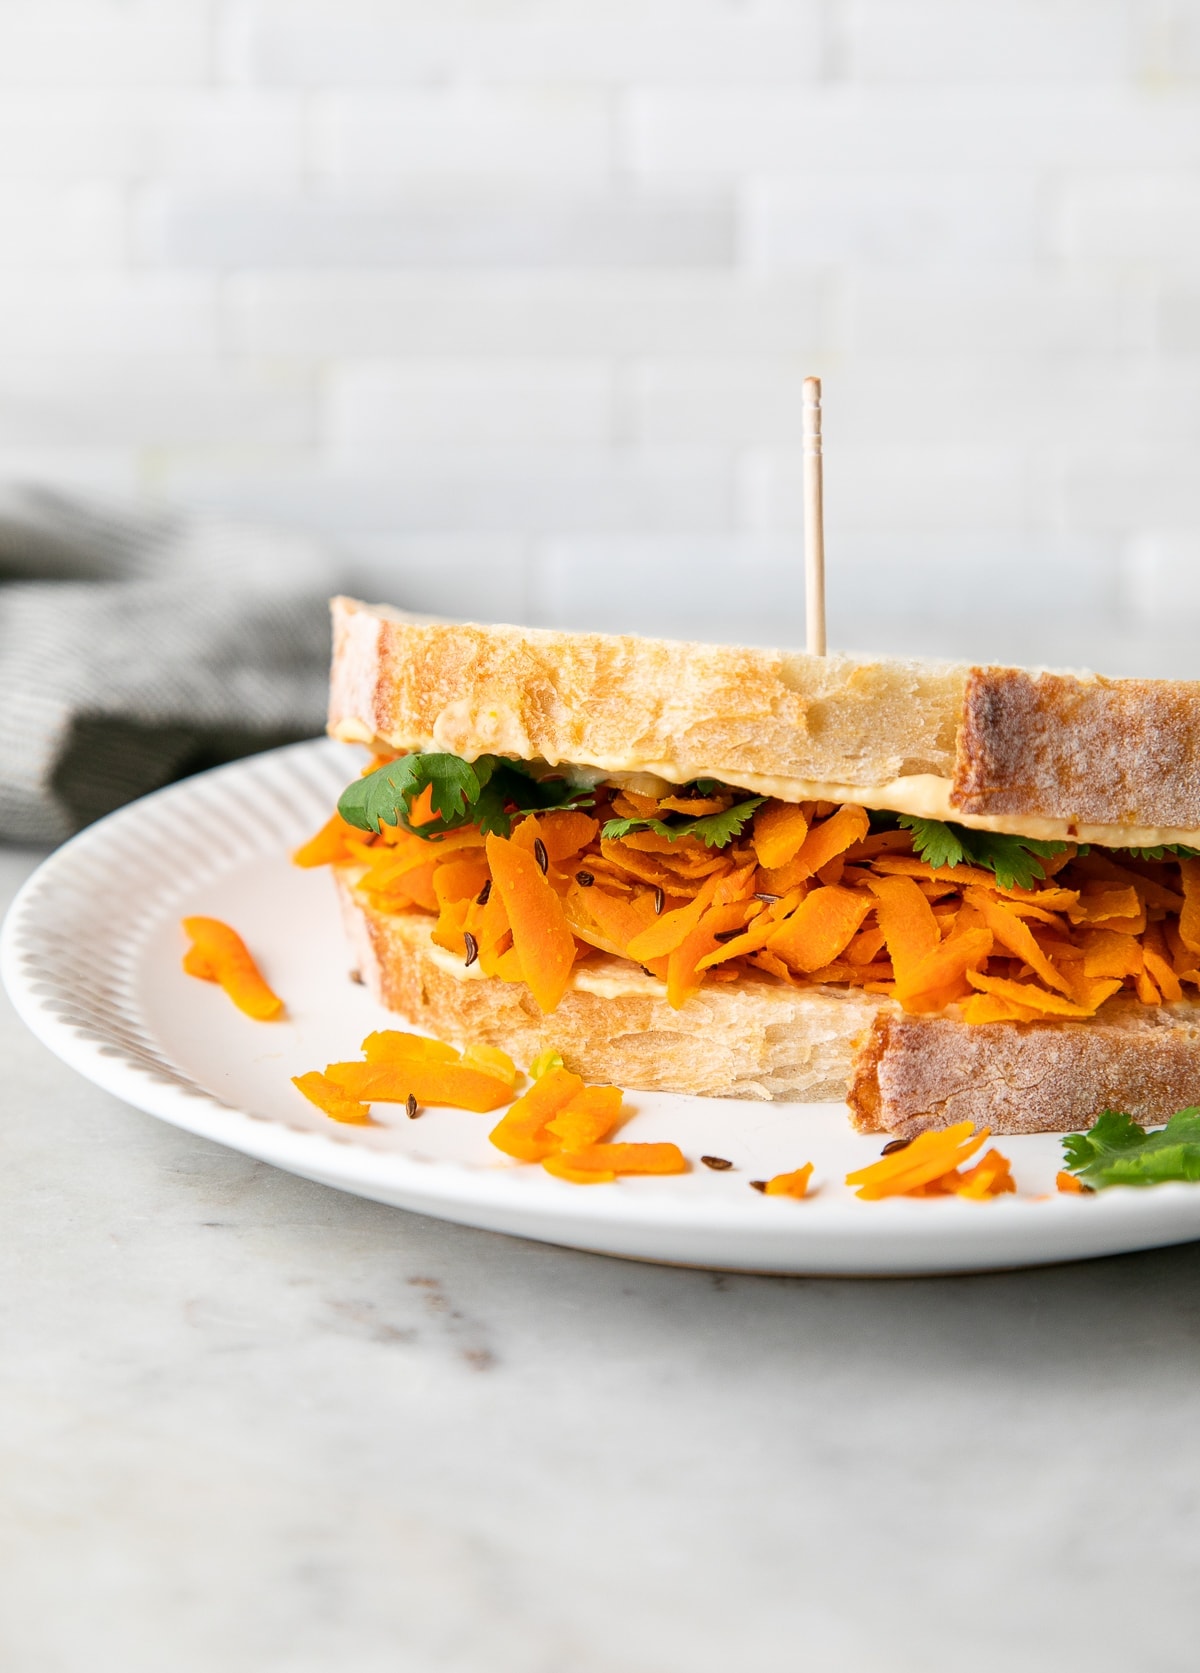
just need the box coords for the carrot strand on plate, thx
[181,916,285,1021]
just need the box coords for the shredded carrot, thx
[181,916,285,1021]
[542,1155,617,1183]
[324,1059,513,1113]
[485,833,577,1012]
[763,1164,814,1198]
[846,1122,988,1199]
[489,1065,585,1161]
[292,1070,372,1125]
[791,804,871,878]
[766,884,872,974]
[548,1142,687,1177]
[1056,1170,1089,1194]
[361,1029,459,1065]
[546,1084,624,1147]
[752,800,810,869]
[292,811,358,868]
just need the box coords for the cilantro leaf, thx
[338,753,591,840]
[896,816,968,870]
[1121,844,1200,862]
[897,816,1067,890]
[1061,1107,1200,1190]
[602,796,764,850]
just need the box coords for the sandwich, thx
[295,596,1200,1140]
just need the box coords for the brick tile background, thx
[3,0,1200,669]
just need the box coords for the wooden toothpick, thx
[803,375,826,656]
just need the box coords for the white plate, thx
[5,737,1200,1275]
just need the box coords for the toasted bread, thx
[329,597,1200,843]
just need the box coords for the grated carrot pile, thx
[298,778,1200,1026]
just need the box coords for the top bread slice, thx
[327,596,1200,838]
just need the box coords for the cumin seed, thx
[349,969,364,985]
[406,1093,419,1119]
[749,1179,768,1193]
[576,869,594,887]
[463,931,479,968]
[701,1155,733,1171]
[475,879,491,906]
[753,892,780,903]
[653,885,664,915]
[881,1137,911,1155]
[533,837,549,874]
[713,928,742,943]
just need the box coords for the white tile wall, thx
[1,0,1200,671]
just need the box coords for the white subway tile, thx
[219,0,823,87]
[159,449,734,534]
[0,277,218,354]
[627,87,1200,176]
[0,184,126,268]
[1055,173,1200,266]
[746,446,1034,534]
[845,279,1133,358]
[225,273,827,357]
[841,1,1136,83]
[1157,288,1200,351]
[311,91,613,182]
[0,1,211,86]
[743,172,1040,273]
[335,534,531,623]
[326,362,613,452]
[134,187,732,268]
[0,93,303,183]
[1123,533,1200,626]
[1054,449,1200,532]
[0,359,316,448]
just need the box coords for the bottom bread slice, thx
[335,875,1200,1133]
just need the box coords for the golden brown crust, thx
[847,1004,1200,1137]
[328,596,966,789]
[952,666,1200,828]
[335,871,885,1102]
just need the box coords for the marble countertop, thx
[3,842,1199,1673]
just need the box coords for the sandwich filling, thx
[296,751,1200,1024]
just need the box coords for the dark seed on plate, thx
[701,1155,733,1171]
[463,931,479,968]
[475,879,491,906]
[349,969,365,985]
[406,1093,419,1120]
[713,928,742,943]
[576,870,594,887]
[533,837,549,874]
[753,892,780,903]
[749,1179,768,1193]
[654,885,664,915]
[641,966,656,978]
[881,1137,911,1155]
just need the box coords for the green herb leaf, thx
[895,816,968,871]
[1061,1107,1200,1189]
[338,753,592,840]
[897,816,1068,890]
[602,796,764,850]
[1121,844,1200,862]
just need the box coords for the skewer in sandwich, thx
[298,598,1200,1138]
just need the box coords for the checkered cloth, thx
[0,487,335,842]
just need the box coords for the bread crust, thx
[328,596,966,789]
[847,1004,1200,1137]
[952,666,1200,828]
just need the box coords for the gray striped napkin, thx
[0,487,335,843]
